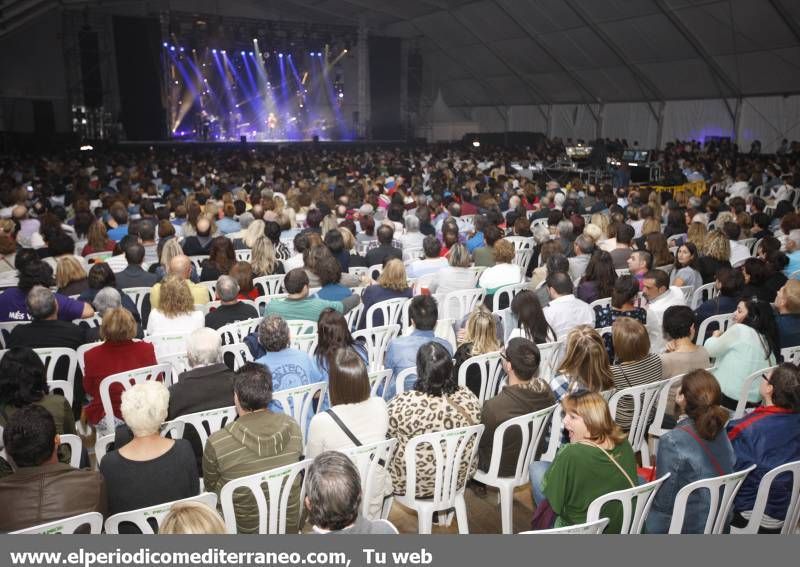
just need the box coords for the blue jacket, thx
[646,418,735,534]
[727,406,800,519]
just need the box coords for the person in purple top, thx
[0,260,93,323]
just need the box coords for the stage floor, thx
[117,138,408,149]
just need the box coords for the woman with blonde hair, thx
[55,256,89,296]
[685,221,708,249]
[697,229,732,284]
[155,238,197,282]
[146,274,204,336]
[531,390,637,533]
[358,258,412,329]
[590,213,610,241]
[452,306,501,396]
[249,236,281,277]
[548,325,613,401]
[241,219,266,249]
[81,221,116,256]
[160,501,227,535]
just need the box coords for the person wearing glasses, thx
[728,363,800,533]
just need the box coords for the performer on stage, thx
[266,112,278,138]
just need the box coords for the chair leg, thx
[640,442,651,468]
[380,496,394,520]
[417,505,433,534]
[455,495,470,534]
[499,485,514,535]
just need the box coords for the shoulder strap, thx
[325,408,362,447]
[678,425,726,475]
[579,440,636,488]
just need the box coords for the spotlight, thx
[241,51,245,55]
[162,42,168,48]
[212,49,217,54]
[249,51,254,56]
[278,52,284,57]
[179,47,184,52]
[170,46,176,51]
[221,50,226,54]
[338,92,344,98]
[472,139,481,148]
[310,51,314,56]
[317,52,323,57]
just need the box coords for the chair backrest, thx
[692,282,719,309]
[94,421,185,469]
[290,333,318,355]
[505,236,534,252]
[402,424,484,506]
[733,459,800,534]
[481,405,557,485]
[368,369,394,398]
[466,265,487,285]
[537,339,564,381]
[391,367,416,399]
[697,313,733,346]
[456,352,505,406]
[441,288,485,321]
[0,320,25,349]
[217,317,261,346]
[492,282,529,313]
[85,251,113,264]
[541,405,565,462]
[648,373,686,439]
[340,439,399,519]
[353,324,401,372]
[72,313,103,329]
[348,266,368,280]
[678,285,694,305]
[272,381,327,439]
[105,492,218,534]
[145,332,188,359]
[608,380,664,461]
[174,406,237,447]
[235,249,252,262]
[198,280,217,299]
[59,434,83,468]
[781,345,800,365]
[513,249,533,271]
[367,263,383,282]
[253,274,285,296]
[188,255,209,273]
[586,473,671,534]
[668,464,756,534]
[589,297,612,323]
[344,303,364,332]
[364,297,407,329]
[33,347,79,407]
[159,351,190,382]
[219,459,312,534]
[11,511,104,534]
[98,363,173,432]
[122,287,152,317]
[733,366,776,419]
[615,268,630,277]
[286,319,317,336]
[221,342,254,371]
[519,517,609,535]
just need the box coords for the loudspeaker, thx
[79,28,103,108]
[240,135,247,143]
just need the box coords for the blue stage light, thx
[212,49,217,54]
[162,42,168,48]
[170,46,175,51]
[241,51,245,56]
[317,52,323,57]
[278,53,284,57]
[249,51,254,56]
[221,50,227,54]
[179,47,184,52]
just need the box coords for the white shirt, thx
[729,240,750,266]
[727,181,750,200]
[407,257,447,279]
[282,253,304,272]
[399,232,425,250]
[146,309,205,349]
[543,294,594,338]
[478,263,523,292]
[427,266,477,295]
[645,286,687,354]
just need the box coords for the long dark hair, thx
[511,290,555,344]
[207,236,235,274]
[673,242,699,270]
[0,347,48,407]
[415,341,457,397]
[314,308,359,370]
[739,298,779,360]
[581,250,617,300]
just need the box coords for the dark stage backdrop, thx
[113,16,165,140]
[368,36,402,140]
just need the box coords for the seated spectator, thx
[643,269,687,354]
[83,308,158,434]
[107,203,129,241]
[337,226,367,268]
[305,247,354,301]
[542,272,594,337]
[205,275,258,330]
[312,309,367,388]
[86,287,143,342]
[55,256,89,296]
[249,236,284,277]
[548,326,614,402]
[216,203,241,235]
[706,298,778,411]
[670,242,703,292]
[576,250,616,304]
[424,243,474,295]
[385,295,453,397]
[228,261,259,301]
[646,370,734,533]
[154,239,199,283]
[473,224,502,267]
[284,231,318,273]
[115,243,159,289]
[530,240,560,290]
[646,233,674,268]
[387,342,481,497]
[181,216,214,256]
[568,234,596,282]
[775,280,800,353]
[609,224,634,270]
[0,260,93,322]
[508,290,556,344]
[453,306,502,396]
[266,268,358,322]
[400,214,426,251]
[729,363,800,533]
[626,250,652,289]
[531,391,637,533]
[407,236,447,279]
[478,338,555,476]
[100,382,198,523]
[740,258,774,303]
[146,274,205,337]
[323,228,350,273]
[610,317,663,430]
[160,501,227,535]
[138,219,160,265]
[42,231,88,273]
[203,362,303,534]
[199,237,235,282]
[358,259,413,329]
[305,451,399,534]
[694,266,743,336]
[8,286,86,351]
[756,237,789,300]
[594,275,647,335]
[364,224,402,267]
[660,305,712,417]
[478,238,523,297]
[697,229,732,284]
[305,349,391,519]
[0,406,106,532]
[80,221,116,256]
[724,221,750,267]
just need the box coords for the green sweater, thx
[543,440,637,533]
[263,297,342,322]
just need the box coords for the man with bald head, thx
[182,216,214,256]
[149,254,211,309]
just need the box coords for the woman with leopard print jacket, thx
[387,341,481,498]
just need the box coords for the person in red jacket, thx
[82,307,158,434]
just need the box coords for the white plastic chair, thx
[586,473,671,534]
[540,405,565,462]
[76,341,102,375]
[198,280,217,300]
[732,366,777,419]
[33,347,78,407]
[286,319,317,336]
[589,298,612,325]
[174,406,237,447]
[219,458,312,534]
[391,367,416,399]
[668,464,756,534]
[506,236,535,252]
[344,303,363,332]
[466,265,487,285]
[395,424,485,534]
[348,266,368,280]
[648,374,686,441]
[368,369,393,397]
[678,285,694,305]
[519,517,609,535]
[221,342,254,371]
[11,511,104,534]
[367,263,383,282]
[253,274,285,295]
[272,381,327,440]
[188,255,209,274]
[235,249,252,262]
[456,352,505,406]
[615,268,630,277]
[473,405,557,534]
[440,288,485,321]
[537,339,564,382]
[608,380,663,467]
[340,439,399,520]
[98,363,173,432]
[217,317,261,346]
[290,333,318,355]
[59,433,83,469]
[71,313,103,329]
[0,320,25,349]
[105,493,218,534]
[364,297,407,329]
[122,287,152,318]
[145,332,188,359]
[491,282,529,313]
[159,351,190,382]
[513,249,533,272]
[93,421,185,469]
[353,324,400,372]
[781,345,800,365]
[730,460,800,534]
[697,313,733,346]
[692,282,719,309]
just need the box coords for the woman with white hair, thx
[99,381,198,527]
